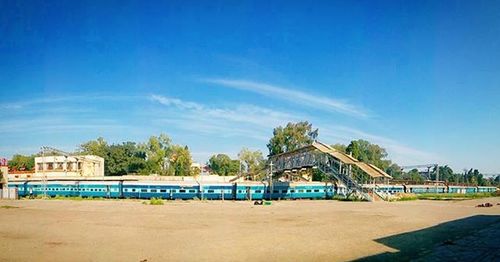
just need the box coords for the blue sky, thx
[1,1,499,173]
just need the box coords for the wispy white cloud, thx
[150,94,203,111]
[202,78,369,118]
[0,117,127,134]
[149,94,301,130]
[0,95,143,110]
[319,125,439,165]
[149,94,437,165]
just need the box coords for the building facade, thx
[34,155,104,177]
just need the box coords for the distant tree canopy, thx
[4,121,500,186]
[169,145,193,176]
[345,139,392,171]
[79,134,194,176]
[8,154,35,171]
[208,154,240,176]
[238,148,265,177]
[267,121,318,156]
[266,122,500,186]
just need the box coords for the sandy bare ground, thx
[0,198,499,262]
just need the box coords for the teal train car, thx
[405,185,447,194]
[477,186,497,193]
[7,180,497,200]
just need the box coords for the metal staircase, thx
[270,148,373,201]
[316,154,373,201]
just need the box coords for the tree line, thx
[266,121,500,187]
[5,121,500,186]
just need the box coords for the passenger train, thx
[7,180,497,200]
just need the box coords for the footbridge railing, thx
[269,141,382,201]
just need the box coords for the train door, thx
[232,184,237,200]
[106,185,111,198]
[246,186,251,200]
[118,181,123,198]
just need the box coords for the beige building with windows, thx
[34,155,104,177]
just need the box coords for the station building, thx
[7,155,104,180]
[35,155,104,177]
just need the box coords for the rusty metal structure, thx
[267,141,392,201]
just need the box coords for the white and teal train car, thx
[8,180,496,200]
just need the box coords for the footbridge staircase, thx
[268,141,392,201]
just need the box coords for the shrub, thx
[392,193,418,201]
[149,197,164,205]
[417,192,494,200]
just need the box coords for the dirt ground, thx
[1,198,499,262]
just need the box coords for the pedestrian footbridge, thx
[268,141,392,201]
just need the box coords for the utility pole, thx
[41,147,47,198]
[268,161,273,201]
[435,164,439,193]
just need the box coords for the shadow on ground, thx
[356,215,500,261]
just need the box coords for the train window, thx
[179,189,186,193]
[298,190,304,193]
[132,189,136,192]
[273,190,279,193]
[306,190,312,193]
[238,190,242,193]
[189,189,196,193]
[160,189,166,193]
[314,189,320,192]
[141,189,147,193]
[150,189,157,193]
[208,190,214,193]
[290,190,295,193]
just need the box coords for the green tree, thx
[331,143,347,153]
[208,154,240,176]
[238,148,265,177]
[267,121,317,156]
[8,154,35,171]
[106,142,147,176]
[168,145,192,176]
[79,137,108,157]
[404,169,424,183]
[346,139,391,171]
[139,133,172,175]
[430,165,454,182]
[386,163,402,179]
[495,175,500,186]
